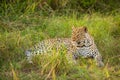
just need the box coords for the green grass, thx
[0,12,120,80]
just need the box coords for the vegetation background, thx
[0,0,120,80]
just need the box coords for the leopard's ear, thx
[83,26,88,33]
[72,25,75,30]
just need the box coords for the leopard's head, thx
[71,26,92,47]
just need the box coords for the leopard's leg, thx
[94,54,104,67]
[66,52,77,64]
[72,53,79,64]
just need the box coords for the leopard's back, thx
[31,38,73,53]
[25,38,76,63]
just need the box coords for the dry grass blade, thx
[45,62,59,80]
[10,63,19,80]
[52,69,56,80]
[41,61,52,75]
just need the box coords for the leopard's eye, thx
[77,41,81,44]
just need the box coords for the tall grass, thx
[0,13,120,79]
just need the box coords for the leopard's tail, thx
[25,50,33,63]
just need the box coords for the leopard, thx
[25,26,104,67]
